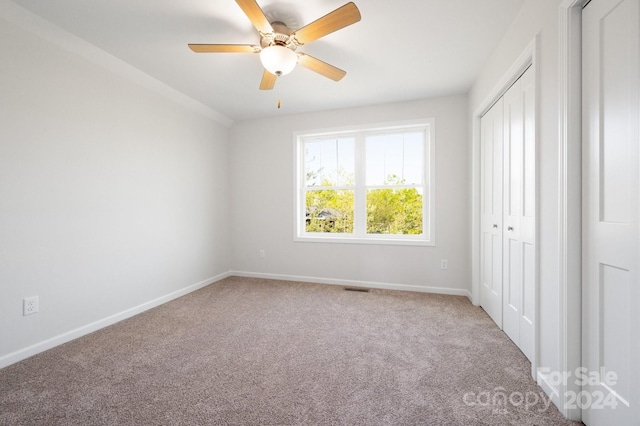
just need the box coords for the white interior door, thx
[480,99,504,327]
[582,0,640,423]
[502,66,535,362]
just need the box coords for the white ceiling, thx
[9,0,524,123]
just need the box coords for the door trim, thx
[471,36,539,375]
[556,0,589,421]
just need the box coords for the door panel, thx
[600,264,631,406]
[582,0,639,423]
[519,67,536,362]
[503,75,524,346]
[520,241,535,358]
[480,99,504,327]
[502,66,535,362]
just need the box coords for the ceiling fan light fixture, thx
[260,45,298,76]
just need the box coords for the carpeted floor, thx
[0,276,580,425]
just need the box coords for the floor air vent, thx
[344,287,370,293]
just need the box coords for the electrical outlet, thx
[441,260,448,270]
[259,249,266,259]
[23,296,39,316]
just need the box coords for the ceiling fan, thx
[188,0,361,90]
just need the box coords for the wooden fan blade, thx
[235,0,273,34]
[259,70,277,90]
[297,53,346,81]
[293,2,361,45]
[188,44,259,53]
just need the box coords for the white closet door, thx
[582,0,639,423]
[480,67,536,361]
[502,66,535,362]
[480,99,504,327]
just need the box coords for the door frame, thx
[471,37,539,375]
[556,0,589,421]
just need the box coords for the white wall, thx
[230,95,470,295]
[469,0,567,410]
[0,17,231,366]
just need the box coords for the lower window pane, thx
[367,188,423,235]
[306,190,354,233]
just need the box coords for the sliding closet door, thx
[480,99,504,328]
[502,66,535,362]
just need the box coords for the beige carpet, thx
[0,276,580,425]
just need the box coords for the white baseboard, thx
[230,270,473,299]
[537,369,562,410]
[0,271,231,370]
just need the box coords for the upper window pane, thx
[305,138,355,187]
[365,132,424,185]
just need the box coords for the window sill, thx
[294,234,435,247]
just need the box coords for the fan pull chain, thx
[276,84,282,109]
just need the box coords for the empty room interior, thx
[0,0,638,424]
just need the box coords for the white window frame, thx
[293,118,436,246]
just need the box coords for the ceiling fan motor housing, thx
[260,22,297,49]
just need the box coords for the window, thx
[294,119,435,245]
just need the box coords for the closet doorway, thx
[480,65,536,361]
